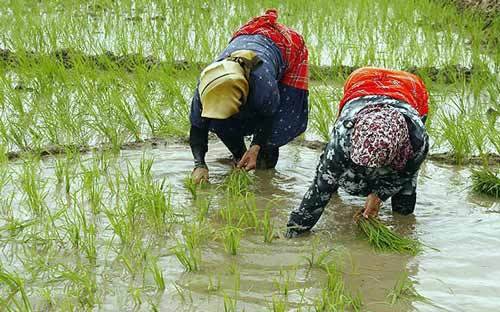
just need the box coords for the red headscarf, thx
[232,9,309,90]
[339,67,429,116]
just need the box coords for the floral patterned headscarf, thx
[350,105,413,171]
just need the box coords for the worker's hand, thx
[363,193,381,218]
[237,145,260,171]
[191,167,209,184]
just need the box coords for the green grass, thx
[0,268,32,311]
[220,225,242,256]
[313,262,362,312]
[305,237,336,269]
[221,169,254,197]
[171,223,207,272]
[471,167,500,198]
[387,273,427,305]
[0,0,495,163]
[357,217,422,255]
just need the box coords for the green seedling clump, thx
[222,169,253,197]
[356,216,422,255]
[313,262,362,311]
[387,273,427,305]
[471,167,500,198]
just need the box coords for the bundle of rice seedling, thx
[471,167,500,198]
[355,213,422,255]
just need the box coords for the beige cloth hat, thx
[199,50,259,119]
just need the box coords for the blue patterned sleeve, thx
[286,147,340,235]
[248,63,281,116]
[247,63,280,146]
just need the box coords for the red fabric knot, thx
[265,9,278,23]
[231,10,309,90]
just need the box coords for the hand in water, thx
[237,145,260,171]
[191,167,209,184]
[363,193,381,218]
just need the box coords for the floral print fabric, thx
[350,105,413,171]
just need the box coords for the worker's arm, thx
[189,125,209,183]
[189,87,210,183]
[366,170,419,216]
[237,115,273,170]
[190,125,209,169]
[286,150,339,237]
[251,114,273,147]
[238,68,279,171]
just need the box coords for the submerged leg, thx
[256,146,279,169]
[216,133,247,161]
[391,192,416,215]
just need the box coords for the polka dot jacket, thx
[190,35,309,148]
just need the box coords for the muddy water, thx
[107,141,498,311]
[2,141,498,311]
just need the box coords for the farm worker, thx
[286,67,429,237]
[189,9,309,183]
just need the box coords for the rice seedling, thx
[148,256,166,291]
[0,267,32,311]
[466,116,489,162]
[53,263,98,308]
[0,163,10,193]
[488,126,500,156]
[223,293,238,312]
[184,175,199,200]
[218,194,249,228]
[309,85,340,141]
[471,167,500,198]
[0,143,7,164]
[240,194,261,229]
[207,274,221,292]
[313,262,362,312]
[220,225,242,256]
[129,286,143,307]
[273,269,297,297]
[18,159,48,216]
[173,282,193,304]
[356,215,422,255]
[81,165,104,215]
[305,237,335,269]
[271,295,288,312]
[222,169,253,197]
[262,209,275,243]
[439,112,472,164]
[386,272,427,305]
[194,195,211,223]
[124,157,175,233]
[0,0,497,310]
[62,198,97,263]
[171,222,207,272]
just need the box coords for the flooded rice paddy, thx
[0,1,498,311]
[1,141,498,311]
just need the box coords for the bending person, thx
[287,67,429,237]
[189,9,309,183]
